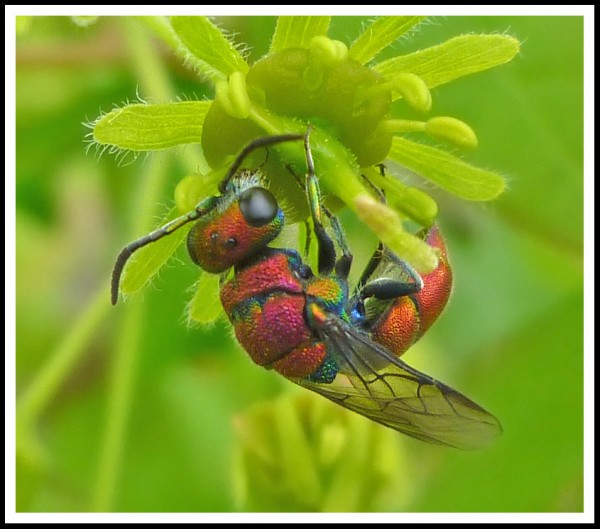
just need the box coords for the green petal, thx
[270,16,331,52]
[170,16,248,83]
[120,208,191,298]
[348,16,425,64]
[92,101,210,152]
[187,271,223,324]
[374,34,520,95]
[388,136,505,201]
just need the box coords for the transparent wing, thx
[295,313,502,449]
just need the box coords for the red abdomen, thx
[370,226,453,357]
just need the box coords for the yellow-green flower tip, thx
[303,37,349,91]
[354,194,438,273]
[309,36,349,66]
[393,73,432,113]
[389,187,439,227]
[215,71,251,120]
[425,116,478,149]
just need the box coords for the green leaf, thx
[187,271,223,324]
[374,34,520,96]
[388,136,506,200]
[270,16,331,52]
[92,101,210,152]
[349,16,425,64]
[170,16,249,83]
[120,208,190,298]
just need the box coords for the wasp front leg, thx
[302,132,352,280]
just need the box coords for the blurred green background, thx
[15,16,584,513]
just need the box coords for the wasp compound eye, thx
[238,187,279,227]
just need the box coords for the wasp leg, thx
[361,276,422,300]
[302,132,354,279]
[352,168,389,292]
[352,167,427,302]
[284,163,315,261]
[324,207,352,280]
[355,241,385,293]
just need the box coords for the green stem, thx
[91,297,144,512]
[134,16,182,58]
[127,18,172,105]
[16,288,110,446]
[133,16,208,87]
[92,160,171,512]
[91,19,177,512]
[382,118,426,133]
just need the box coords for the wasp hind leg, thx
[350,169,425,312]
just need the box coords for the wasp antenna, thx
[218,133,306,193]
[110,207,209,305]
[111,244,137,305]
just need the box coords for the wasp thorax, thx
[187,187,284,273]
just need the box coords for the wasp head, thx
[187,170,284,273]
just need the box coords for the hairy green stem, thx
[92,19,177,511]
[127,18,172,104]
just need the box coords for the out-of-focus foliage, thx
[15,16,584,514]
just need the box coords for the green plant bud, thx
[245,48,393,166]
[425,116,478,149]
[215,76,250,120]
[393,73,432,113]
[309,36,349,66]
[233,391,410,511]
[354,194,438,273]
[388,187,439,227]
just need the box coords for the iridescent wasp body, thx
[111,130,501,449]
